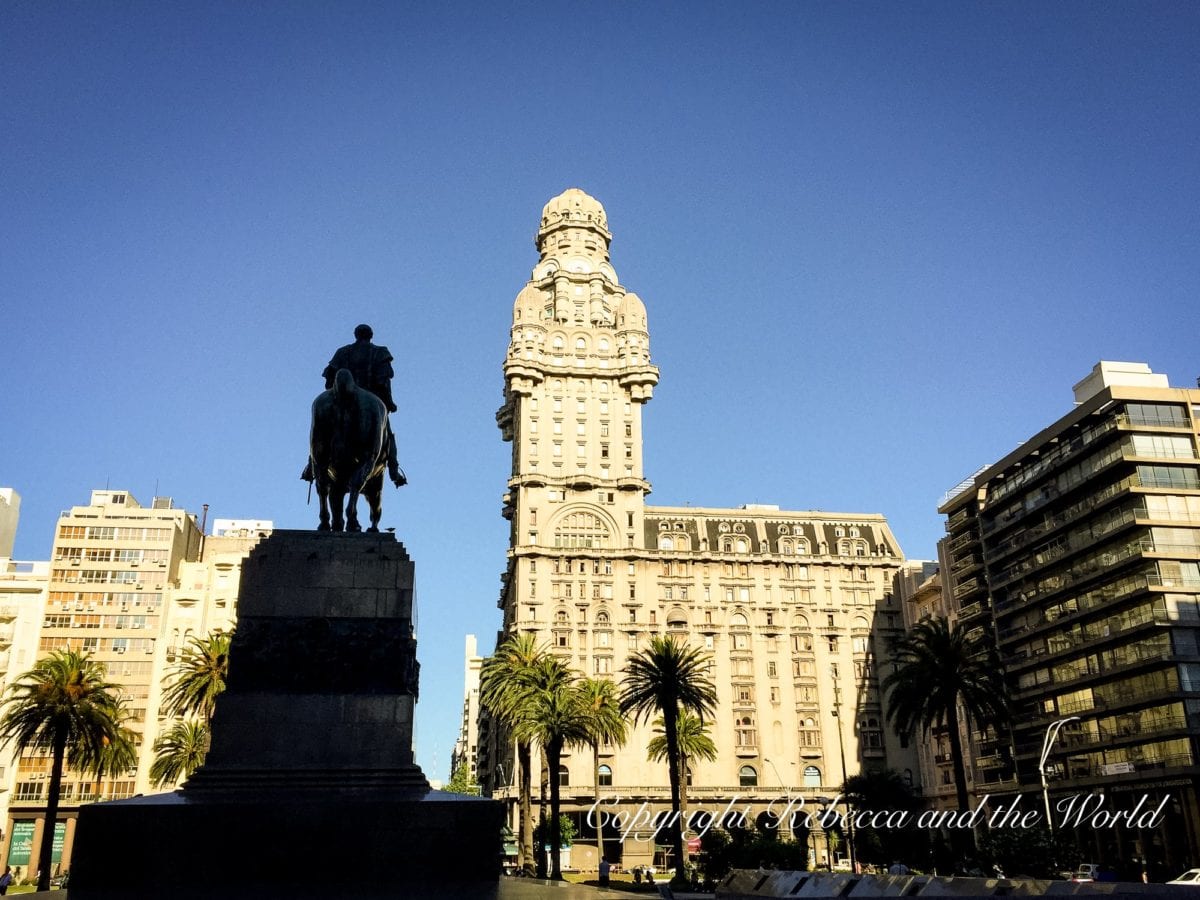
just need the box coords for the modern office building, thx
[484,189,915,871]
[939,361,1200,869]
[450,635,485,783]
[1,489,203,873]
[0,557,49,852]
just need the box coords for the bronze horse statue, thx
[309,368,388,532]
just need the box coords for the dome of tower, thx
[536,188,612,248]
[617,291,647,330]
[512,283,546,323]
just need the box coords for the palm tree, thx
[620,636,717,885]
[160,630,232,725]
[648,708,717,814]
[577,677,628,866]
[0,650,135,892]
[479,633,547,875]
[841,768,922,866]
[883,616,1009,813]
[510,656,591,880]
[149,719,209,787]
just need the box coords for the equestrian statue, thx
[304,324,406,532]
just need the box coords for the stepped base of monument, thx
[67,787,503,899]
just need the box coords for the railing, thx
[986,477,1140,562]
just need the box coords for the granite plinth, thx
[68,531,501,897]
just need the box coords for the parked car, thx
[1168,869,1200,885]
[1071,863,1100,882]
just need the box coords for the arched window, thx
[553,510,611,549]
[796,539,809,555]
[595,610,610,626]
[666,608,688,629]
[598,765,612,787]
[739,766,758,788]
[552,335,565,350]
[730,612,748,627]
[554,609,569,625]
[558,765,569,786]
[659,536,674,550]
[902,769,914,788]
[598,338,610,352]
[803,765,821,787]
[855,541,867,556]
[575,337,586,350]
[735,538,748,553]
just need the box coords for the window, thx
[767,661,778,678]
[594,656,612,674]
[559,765,570,786]
[859,717,883,749]
[735,717,757,748]
[803,765,821,787]
[739,765,758,787]
[598,765,613,787]
[799,718,821,748]
[553,511,611,549]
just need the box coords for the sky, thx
[2,1,1197,782]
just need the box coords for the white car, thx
[1071,864,1099,882]
[1168,869,1200,885]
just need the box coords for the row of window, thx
[43,614,155,630]
[38,636,155,654]
[54,546,169,563]
[51,569,166,586]
[58,525,174,542]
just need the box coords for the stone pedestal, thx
[69,531,501,899]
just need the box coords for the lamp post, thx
[764,758,793,841]
[1039,715,1080,833]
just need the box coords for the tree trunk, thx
[536,752,549,878]
[679,750,690,817]
[548,737,564,880]
[518,739,533,874]
[946,704,973,860]
[593,741,606,866]
[37,733,67,892]
[663,704,687,884]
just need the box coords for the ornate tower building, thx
[488,189,913,873]
[497,187,658,573]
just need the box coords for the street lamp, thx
[1039,715,1080,833]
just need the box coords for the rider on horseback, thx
[303,324,405,488]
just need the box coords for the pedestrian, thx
[0,865,13,895]
[599,857,610,886]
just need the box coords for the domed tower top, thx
[535,188,612,261]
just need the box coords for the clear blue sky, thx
[3,2,1197,781]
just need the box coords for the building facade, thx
[450,634,484,784]
[484,189,915,870]
[0,557,49,852]
[1,490,203,874]
[939,361,1200,870]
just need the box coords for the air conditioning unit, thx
[115,647,126,654]
[131,562,139,567]
[145,645,155,654]
[135,584,143,590]
[71,560,80,566]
